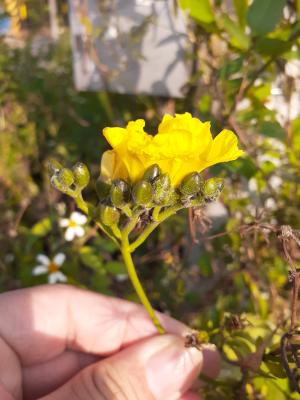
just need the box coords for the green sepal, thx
[72,162,90,188]
[110,179,131,207]
[132,180,153,206]
[153,173,171,204]
[203,178,224,202]
[98,204,120,226]
[180,172,203,197]
[96,178,111,201]
[143,164,161,182]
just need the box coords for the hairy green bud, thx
[96,178,111,201]
[110,179,131,207]
[132,180,153,206]
[98,204,120,226]
[153,173,171,204]
[58,168,74,187]
[48,159,63,176]
[203,178,224,202]
[51,168,74,193]
[180,172,203,197]
[72,162,90,188]
[143,164,161,182]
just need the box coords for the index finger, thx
[0,284,189,366]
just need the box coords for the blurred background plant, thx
[1,0,300,398]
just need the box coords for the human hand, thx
[0,285,219,400]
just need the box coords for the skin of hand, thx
[0,285,220,400]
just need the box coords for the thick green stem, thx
[121,236,165,334]
[74,192,89,214]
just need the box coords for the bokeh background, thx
[1,0,300,398]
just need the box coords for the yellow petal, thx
[152,131,194,157]
[209,129,244,161]
[100,150,128,182]
[103,127,127,149]
[197,129,244,172]
[159,112,199,133]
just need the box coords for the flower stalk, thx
[120,233,165,333]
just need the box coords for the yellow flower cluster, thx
[101,113,244,186]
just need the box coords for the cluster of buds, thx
[94,164,223,228]
[49,160,224,230]
[49,160,90,196]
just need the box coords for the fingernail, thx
[146,334,203,400]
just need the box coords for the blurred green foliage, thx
[1,0,300,398]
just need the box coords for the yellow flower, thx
[101,113,244,186]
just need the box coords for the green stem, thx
[95,222,120,246]
[74,192,89,214]
[152,206,162,222]
[129,205,183,252]
[122,210,142,237]
[121,236,165,334]
[129,222,159,252]
[111,224,122,240]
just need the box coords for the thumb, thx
[41,334,204,400]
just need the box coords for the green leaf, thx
[247,0,287,36]
[233,0,248,28]
[264,360,287,379]
[31,218,52,237]
[105,261,126,275]
[260,121,286,141]
[218,14,250,50]
[220,57,244,80]
[179,0,214,24]
[79,246,103,271]
[255,37,291,56]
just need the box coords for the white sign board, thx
[68,0,189,97]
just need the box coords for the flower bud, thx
[59,168,75,186]
[98,204,120,226]
[72,162,90,188]
[143,164,161,182]
[95,178,111,200]
[132,180,153,206]
[180,172,203,197]
[110,179,131,207]
[48,159,63,176]
[153,173,171,204]
[165,190,180,206]
[51,168,74,192]
[203,178,224,201]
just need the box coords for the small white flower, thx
[269,175,282,190]
[60,211,87,241]
[32,253,67,284]
[265,197,277,210]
